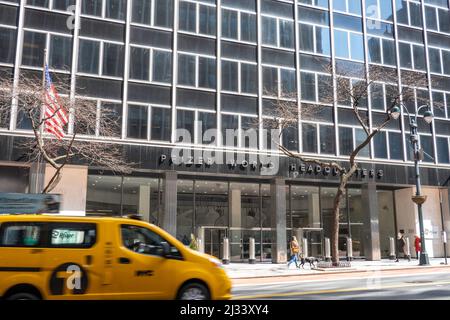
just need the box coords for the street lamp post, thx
[390,104,433,266]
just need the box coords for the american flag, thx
[43,65,68,140]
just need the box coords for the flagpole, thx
[36,49,47,194]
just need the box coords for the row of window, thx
[22,0,450,37]
[10,92,450,163]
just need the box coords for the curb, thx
[228,264,450,280]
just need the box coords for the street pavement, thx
[231,267,450,300]
[223,258,450,279]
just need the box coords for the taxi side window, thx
[121,225,182,259]
[0,223,42,247]
[49,223,97,248]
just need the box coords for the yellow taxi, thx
[0,214,232,300]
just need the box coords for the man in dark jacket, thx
[396,231,410,262]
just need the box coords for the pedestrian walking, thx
[395,231,410,262]
[287,236,300,269]
[414,235,421,260]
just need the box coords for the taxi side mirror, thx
[161,242,171,258]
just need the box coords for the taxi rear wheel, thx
[177,282,210,300]
[6,292,40,300]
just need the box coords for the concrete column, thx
[29,162,46,194]
[138,185,150,223]
[308,192,321,228]
[271,178,287,263]
[361,181,381,261]
[229,188,242,261]
[229,189,242,228]
[44,165,88,215]
[162,171,177,236]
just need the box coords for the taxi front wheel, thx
[177,282,211,300]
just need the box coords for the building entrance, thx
[199,226,228,259]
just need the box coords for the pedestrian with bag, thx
[287,236,300,269]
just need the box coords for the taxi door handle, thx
[119,257,131,264]
[30,248,43,254]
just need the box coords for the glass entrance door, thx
[202,227,228,259]
[296,228,324,258]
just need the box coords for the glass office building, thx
[1,0,450,262]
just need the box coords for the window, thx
[0,27,17,64]
[425,5,450,33]
[82,0,127,21]
[82,0,102,17]
[298,0,329,10]
[300,72,332,104]
[105,0,126,20]
[399,42,426,71]
[263,66,296,98]
[0,223,41,247]
[283,125,298,151]
[437,136,450,164]
[222,114,238,147]
[129,47,172,83]
[432,91,446,118]
[49,35,72,70]
[22,32,72,70]
[103,43,124,77]
[152,50,172,83]
[127,104,171,141]
[374,131,388,158]
[262,16,294,49]
[78,39,124,77]
[420,135,434,163]
[100,102,122,137]
[22,31,46,67]
[299,23,331,56]
[365,0,393,21]
[221,60,257,94]
[198,57,216,89]
[368,37,396,66]
[127,104,148,140]
[27,0,75,10]
[179,1,216,36]
[178,53,216,89]
[334,29,364,61]
[334,0,362,15]
[132,0,174,28]
[130,47,150,80]
[389,131,403,160]
[78,39,100,74]
[339,126,353,156]
[428,47,450,75]
[320,124,335,154]
[222,8,238,39]
[396,0,423,28]
[177,109,195,143]
[50,223,97,248]
[121,224,181,258]
[198,111,216,144]
[302,123,318,153]
[151,107,171,141]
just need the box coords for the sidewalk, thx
[223,258,450,279]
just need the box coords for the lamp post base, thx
[419,252,430,266]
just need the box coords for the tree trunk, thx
[331,178,347,265]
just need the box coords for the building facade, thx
[1,0,450,262]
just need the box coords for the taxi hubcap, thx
[181,287,206,300]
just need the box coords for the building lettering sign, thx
[289,163,384,180]
[158,154,275,171]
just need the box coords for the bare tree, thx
[264,63,428,265]
[0,72,132,193]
